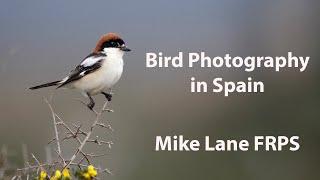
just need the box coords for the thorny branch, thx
[14,97,114,179]
[63,100,110,170]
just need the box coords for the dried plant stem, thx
[17,161,110,173]
[63,100,109,169]
[15,97,113,178]
[44,98,61,155]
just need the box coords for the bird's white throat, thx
[103,47,124,58]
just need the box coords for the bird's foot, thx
[87,101,95,110]
[102,92,112,101]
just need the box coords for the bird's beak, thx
[120,45,131,52]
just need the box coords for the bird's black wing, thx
[57,52,106,88]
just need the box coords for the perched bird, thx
[29,33,131,110]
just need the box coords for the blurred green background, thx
[0,0,319,179]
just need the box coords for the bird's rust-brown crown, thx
[93,33,123,53]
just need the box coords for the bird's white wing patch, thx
[56,52,106,88]
[80,56,103,67]
[60,76,69,84]
[79,71,86,76]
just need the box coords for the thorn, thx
[103,108,114,112]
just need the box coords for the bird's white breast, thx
[73,54,123,95]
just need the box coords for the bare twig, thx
[31,153,44,174]
[97,123,114,132]
[87,138,113,148]
[63,100,110,169]
[31,154,41,167]
[44,98,61,155]
[16,97,114,178]
[85,153,108,157]
[54,150,66,166]
[72,123,88,136]
[48,138,56,145]
[17,160,112,174]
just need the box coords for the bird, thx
[29,33,131,110]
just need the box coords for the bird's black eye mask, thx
[100,39,125,50]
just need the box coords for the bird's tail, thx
[29,80,61,90]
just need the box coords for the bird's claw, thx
[87,102,95,110]
[102,92,112,101]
